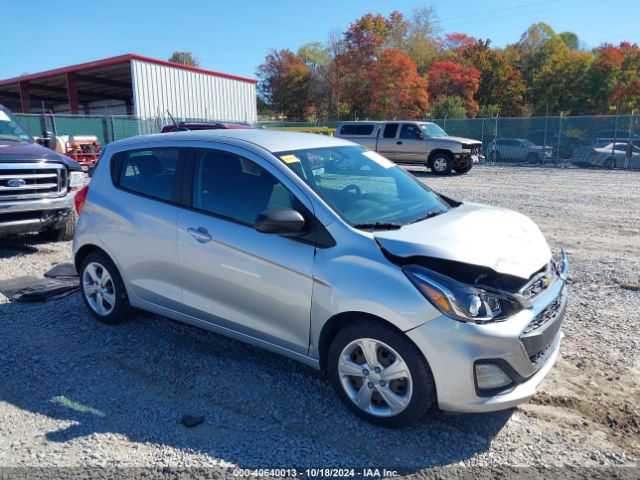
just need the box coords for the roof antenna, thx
[167,110,188,131]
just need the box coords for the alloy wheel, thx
[433,157,448,172]
[337,338,413,417]
[82,262,116,316]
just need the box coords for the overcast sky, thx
[1,0,638,81]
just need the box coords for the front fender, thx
[308,230,438,358]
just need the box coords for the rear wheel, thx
[328,322,436,427]
[604,157,616,169]
[80,251,130,324]
[430,153,454,175]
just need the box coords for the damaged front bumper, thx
[406,250,569,413]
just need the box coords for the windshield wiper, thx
[352,222,402,231]
[409,211,444,224]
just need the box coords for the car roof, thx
[109,128,355,153]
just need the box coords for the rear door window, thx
[115,147,181,202]
[383,124,399,138]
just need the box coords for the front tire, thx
[453,163,473,174]
[526,152,541,164]
[80,251,130,324]
[40,209,77,242]
[328,322,436,427]
[430,153,454,175]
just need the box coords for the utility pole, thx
[556,112,563,164]
[543,103,549,153]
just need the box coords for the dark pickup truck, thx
[0,105,85,240]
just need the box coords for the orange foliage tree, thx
[428,61,481,117]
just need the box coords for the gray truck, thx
[334,121,483,175]
[0,105,85,240]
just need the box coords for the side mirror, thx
[255,208,305,236]
[40,131,56,150]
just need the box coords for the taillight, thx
[75,185,89,214]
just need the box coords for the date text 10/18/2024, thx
[232,468,400,478]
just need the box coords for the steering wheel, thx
[341,184,362,195]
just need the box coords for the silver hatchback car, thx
[73,129,569,426]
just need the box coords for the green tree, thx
[168,51,200,67]
[559,32,579,50]
[403,6,441,75]
[431,96,467,118]
[530,48,593,114]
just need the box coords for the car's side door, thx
[176,146,316,354]
[502,139,518,160]
[395,123,426,163]
[376,123,401,161]
[102,146,185,307]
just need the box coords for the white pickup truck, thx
[334,121,484,175]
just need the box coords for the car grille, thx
[529,333,560,367]
[521,265,555,300]
[523,297,562,334]
[0,163,66,201]
[520,293,565,368]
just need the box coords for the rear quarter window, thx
[340,124,375,136]
[112,147,181,202]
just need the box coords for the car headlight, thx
[69,171,86,189]
[403,265,525,323]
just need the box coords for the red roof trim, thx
[0,54,257,86]
[129,54,257,84]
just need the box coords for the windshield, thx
[0,108,33,144]
[274,146,453,229]
[420,123,448,137]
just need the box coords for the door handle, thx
[396,141,403,145]
[187,226,212,243]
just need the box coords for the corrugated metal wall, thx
[130,59,257,123]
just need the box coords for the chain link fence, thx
[14,112,640,169]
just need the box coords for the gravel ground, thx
[0,165,638,478]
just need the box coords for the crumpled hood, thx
[0,141,82,170]
[438,136,482,146]
[374,203,551,279]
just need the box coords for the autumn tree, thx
[608,42,640,111]
[168,51,199,67]
[338,13,392,116]
[447,34,527,116]
[338,11,431,118]
[257,49,312,120]
[428,61,480,117]
[367,49,429,119]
